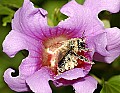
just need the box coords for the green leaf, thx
[51,8,67,26]
[76,0,85,4]
[0,86,15,93]
[0,68,5,89]
[112,56,120,68]
[100,75,120,93]
[102,19,110,28]
[68,0,85,4]
[2,15,13,26]
[0,4,14,15]
[0,0,23,8]
[110,12,120,28]
[47,18,54,27]
[0,4,15,26]
[42,0,67,26]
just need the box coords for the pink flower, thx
[3,0,120,93]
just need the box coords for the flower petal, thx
[26,67,53,93]
[84,0,120,15]
[88,32,109,58]
[2,30,41,58]
[58,0,103,37]
[106,27,120,51]
[72,76,97,93]
[4,68,29,92]
[94,27,120,63]
[55,68,88,80]
[3,30,42,76]
[12,0,50,40]
[19,57,41,77]
[4,53,42,92]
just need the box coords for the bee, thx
[46,38,93,75]
[57,38,93,74]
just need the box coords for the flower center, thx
[42,36,93,75]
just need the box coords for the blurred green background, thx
[0,0,120,93]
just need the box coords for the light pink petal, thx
[84,0,120,16]
[3,30,42,84]
[19,57,41,77]
[106,27,120,51]
[12,0,50,40]
[94,51,120,63]
[55,68,88,80]
[89,32,109,57]
[4,53,42,92]
[26,67,53,93]
[93,33,108,56]
[58,0,103,37]
[94,27,120,63]
[104,50,120,63]
[4,68,29,92]
[72,76,97,93]
[2,30,41,58]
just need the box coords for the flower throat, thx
[43,37,93,75]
